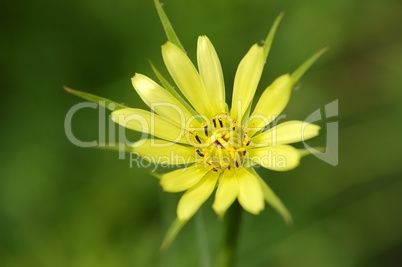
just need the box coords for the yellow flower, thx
[111,23,325,224]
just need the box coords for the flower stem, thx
[195,210,212,267]
[215,201,242,267]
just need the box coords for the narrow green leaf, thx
[64,86,128,111]
[148,60,202,122]
[263,11,284,59]
[251,168,293,225]
[160,218,187,251]
[291,46,328,84]
[154,0,185,52]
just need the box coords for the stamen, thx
[204,125,208,137]
[195,134,201,144]
[214,140,224,148]
[192,113,250,172]
[196,150,204,157]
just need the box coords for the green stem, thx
[215,202,243,267]
[195,210,212,267]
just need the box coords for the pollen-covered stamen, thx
[214,140,224,148]
[195,134,202,144]
[242,126,251,146]
[218,119,223,127]
[190,113,251,172]
[186,129,206,146]
[196,149,204,157]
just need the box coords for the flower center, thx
[189,113,251,172]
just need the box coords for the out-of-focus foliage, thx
[1,0,402,266]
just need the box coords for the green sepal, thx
[250,168,293,225]
[298,147,326,157]
[154,0,185,52]
[291,46,328,84]
[149,171,162,180]
[95,142,133,152]
[64,86,128,111]
[160,218,187,251]
[263,11,284,59]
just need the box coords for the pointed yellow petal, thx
[248,74,293,131]
[131,139,196,166]
[177,171,219,221]
[112,108,188,144]
[251,120,321,146]
[212,170,238,216]
[248,145,301,171]
[162,41,214,118]
[131,74,194,124]
[149,61,202,123]
[236,168,264,214]
[160,165,210,192]
[249,168,292,224]
[230,44,264,120]
[197,36,226,113]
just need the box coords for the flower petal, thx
[251,120,321,146]
[131,74,194,125]
[249,168,292,224]
[177,171,219,221]
[236,167,265,214]
[248,74,293,132]
[160,165,210,192]
[212,170,238,216]
[197,36,226,113]
[230,44,265,121]
[149,61,201,124]
[131,139,196,166]
[248,145,301,171]
[162,41,214,118]
[112,108,188,144]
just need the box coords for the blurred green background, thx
[1,0,402,266]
